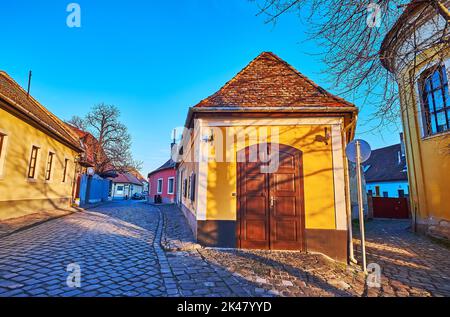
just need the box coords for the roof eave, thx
[185,106,357,127]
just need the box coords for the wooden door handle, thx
[270,196,275,208]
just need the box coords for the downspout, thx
[343,114,358,264]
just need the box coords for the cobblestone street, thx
[0,201,449,297]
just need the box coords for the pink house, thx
[148,159,176,203]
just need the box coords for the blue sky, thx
[0,0,402,173]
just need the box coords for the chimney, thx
[170,129,176,151]
[400,132,406,157]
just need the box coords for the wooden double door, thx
[237,144,305,250]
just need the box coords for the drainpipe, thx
[343,114,358,264]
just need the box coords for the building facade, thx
[381,0,450,240]
[148,159,176,203]
[0,71,83,219]
[110,172,143,199]
[176,52,357,262]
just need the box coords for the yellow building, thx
[0,71,83,220]
[381,1,450,240]
[176,52,357,262]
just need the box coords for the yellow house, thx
[381,1,450,240]
[176,52,357,262]
[0,71,83,220]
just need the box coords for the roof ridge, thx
[0,71,81,146]
[194,51,355,108]
[196,52,268,107]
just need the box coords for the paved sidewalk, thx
[0,208,79,238]
[0,201,164,297]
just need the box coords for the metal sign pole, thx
[355,140,367,274]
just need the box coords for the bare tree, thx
[71,103,142,173]
[67,115,87,130]
[253,0,450,133]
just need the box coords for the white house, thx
[109,172,144,199]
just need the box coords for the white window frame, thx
[167,177,175,195]
[157,178,163,194]
[0,130,9,179]
[27,144,42,181]
[44,151,56,182]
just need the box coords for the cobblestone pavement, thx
[1,201,449,297]
[160,205,450,297]
[354,220,450,297]
[0,201,165,297]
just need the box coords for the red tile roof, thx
[109,172,143,186]
[0,71,82,151]
[194,52,355,109]
[66,125,114,171]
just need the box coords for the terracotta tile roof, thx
[66,124,114,171]
[194,52,355,109]
[0,71,82,151]
[128,168,148,183]
[363,144,408,183]
[148,159,176,178]
[109,172,143,186]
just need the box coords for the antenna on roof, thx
[26,70,32,98]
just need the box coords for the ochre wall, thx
[397,48,450,227]
[205,125,337,230]
[0,108,78,219]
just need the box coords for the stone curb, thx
[153,206,183,297]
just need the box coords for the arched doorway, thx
[237,143,305,250]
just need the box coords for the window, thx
[27,146,40,179]
[0,133,5,159]
[117,185,124,192]
[421,65,450,136]
[62,159,69,183]
[0,133,6,176]
[167,177,175,194]
[157,178,163,194]
[183,178,188,198]
[190,173,196,201]
[45,152,55,181]
[375,186,380,197]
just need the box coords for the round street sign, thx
[346,139,372,163]
[87,167,95,176]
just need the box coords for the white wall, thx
[366,181,409,198]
